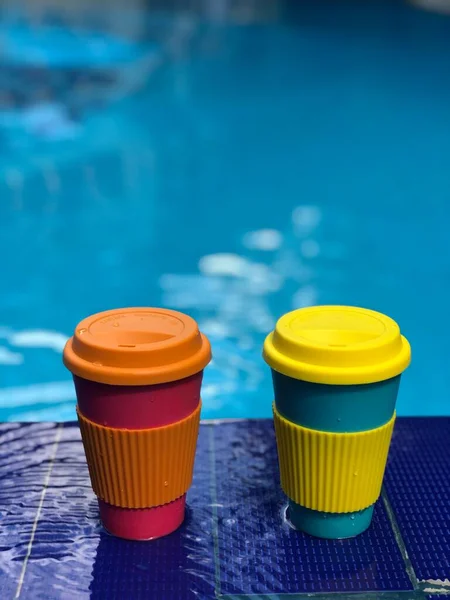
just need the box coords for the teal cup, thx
[263,306,411,539]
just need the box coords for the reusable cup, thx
[63,307,211,540]
[263,306,411,539]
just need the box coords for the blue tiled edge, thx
[213,420,413,596]
[0,418,449,599]
[384,418,450,585]
[0,423,62,599]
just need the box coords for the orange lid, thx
[63,308,211,386]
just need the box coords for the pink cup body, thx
[75,371,203,539]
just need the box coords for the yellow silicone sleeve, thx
[77,403,201,509]
[273,405,395,513]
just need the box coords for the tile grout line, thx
[208,426,222,600]
[14,424,62,600]
[381,487,421,594]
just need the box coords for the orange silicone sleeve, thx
[77,402,201,509]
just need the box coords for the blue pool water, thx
[0,1,449,421]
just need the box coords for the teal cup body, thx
[273,371,401,539]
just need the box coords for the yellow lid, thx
[263,306,411,385]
